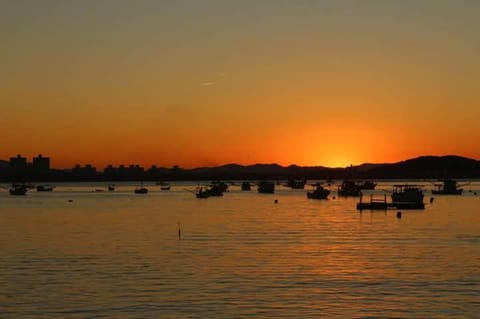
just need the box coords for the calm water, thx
[1,182,479,318]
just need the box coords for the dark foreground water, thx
[1,182,479,318]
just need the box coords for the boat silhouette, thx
[307,183,330,199]
[134,183,148,194]
[258,181,275,194]
[286,179,307,189]
[36,184,55,192]
[357,184,425,210]
[195,186,210,198]
[391,184,424,203]
[337,181,361,197]
[432,179,464,195]
[241,181,251,191]
[9,184,27,195]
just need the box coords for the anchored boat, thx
[307,183,330,200]
[357,184,425,210]
[432,179,464,195]
[258,181,275,194]
[286,179,307,189]
[9,184,27,196]
[241,181,251,191]
[36,184,55,192]
[338,181,361,197]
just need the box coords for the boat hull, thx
[134,188,148,194]
[307,190,330,200]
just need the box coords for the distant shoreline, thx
[1,155,479,182]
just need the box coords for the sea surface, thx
[1,181,479,318]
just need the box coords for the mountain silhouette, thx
[0,155,478,181]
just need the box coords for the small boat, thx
[241,181,251,191]
[391,184,424,206]
[338,180,361,197]
[134,183,148,194]
[211,181,228,193]
[9,184,27,195]
[134,187,148,194]
[108,184,115,191]
[307,183,330,199]
[160,185,171,191]
[207,184,224,196]
[432,179,463,195]
[36,184,55,192]
[195,186,210,198]
[258,181,275,194]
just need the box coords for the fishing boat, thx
[391,184,424,207]
[337,180,361,197]
[160,185,171,191]
[9,184,27,195]
[307,183,330,199]
[432,179,463,195]
[241,181,251,191]
[258,181,275,194]
[36,184,55,192]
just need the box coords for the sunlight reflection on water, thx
[1,182,479,318]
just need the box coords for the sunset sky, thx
[1,0,479,169]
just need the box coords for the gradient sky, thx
[1,0,479,169]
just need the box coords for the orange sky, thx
[1,1,479,169]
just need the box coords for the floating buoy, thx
[332,196,336,200]
[178,222,181,239]
[274,199,278,204]
[396,211,402,219]
[68,199,73,202]
[474,192,477,195]
[430,197,434,203]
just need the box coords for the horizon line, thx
[2,154,478,172]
